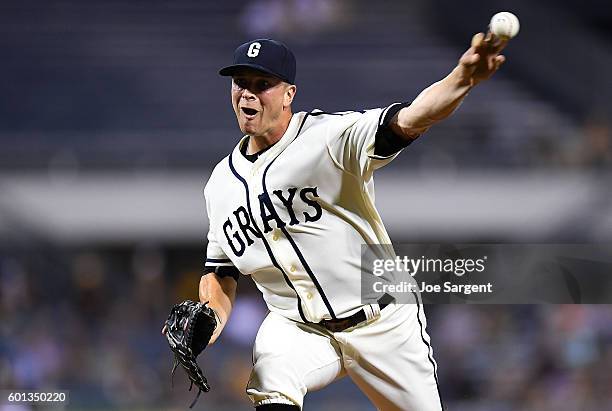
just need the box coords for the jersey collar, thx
[230,112,308,176]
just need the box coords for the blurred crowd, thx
[1,247,612,411]
[430,305,612,411]
[0,247,263,410]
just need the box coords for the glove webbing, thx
[170,350,209,408]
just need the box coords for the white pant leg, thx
[246,311,345,409]
[337,303,443,411]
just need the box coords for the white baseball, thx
[489,12,520,39]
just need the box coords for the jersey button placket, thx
[250,161,260,177]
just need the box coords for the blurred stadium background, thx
[1,0,612,410]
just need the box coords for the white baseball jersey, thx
[204,104,409,323]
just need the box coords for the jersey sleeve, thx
[327,102,412,180]
[204,232,233,268]
[204,181,240,282]
[373,102,413,157]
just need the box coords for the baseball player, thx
[200,34,507,410]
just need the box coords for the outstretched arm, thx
[390,32,508,140]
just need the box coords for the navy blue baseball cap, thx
[219,39,296,84]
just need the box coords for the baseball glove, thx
[164,300,217,408]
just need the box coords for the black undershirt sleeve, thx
[374,102,414,157]
[204,265,240,282]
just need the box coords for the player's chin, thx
[239,121,259,136]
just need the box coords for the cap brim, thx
[218,63,293,84]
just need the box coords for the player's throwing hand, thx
[458,32,508,86]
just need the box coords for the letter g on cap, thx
[247,42,261,57]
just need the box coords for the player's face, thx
[231,69,296,139]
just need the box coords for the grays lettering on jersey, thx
[204,103,410,323]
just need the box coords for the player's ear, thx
[283,84,296,108]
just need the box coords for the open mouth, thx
[241,107,258,116]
